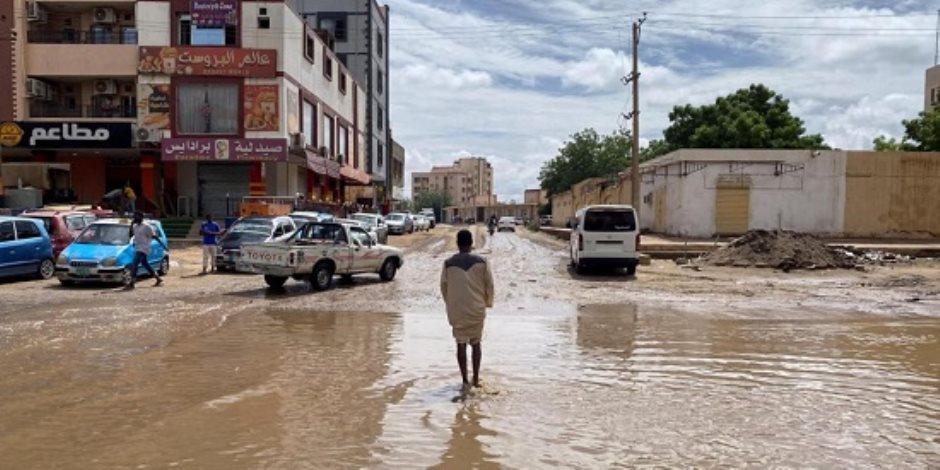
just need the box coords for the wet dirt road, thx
[0,228,938,468]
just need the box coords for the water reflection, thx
[432,404,500,469]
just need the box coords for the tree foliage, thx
[874,108,940,151]
[412,190,452,221]
[661,84,829,151]
[539,129,632,196]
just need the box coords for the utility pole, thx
[935,9,939,65]
[629,13,646,220]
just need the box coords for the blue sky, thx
[387,0,937,201]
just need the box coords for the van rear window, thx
[583,210,636,232]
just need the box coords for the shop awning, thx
[305,150,342,179]
[340,165,371,185]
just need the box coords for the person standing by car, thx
[126,212,166,289]
[200,214,222,274]
[440,230,494,392]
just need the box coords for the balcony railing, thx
[30,103,137,119]
[27,30,138,45]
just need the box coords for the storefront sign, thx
[137,84,171,130]
[138,47,277,78]
[244,85,279,132]
[0,121,133,149]
[191,0,237,28]
[162,138,287,162]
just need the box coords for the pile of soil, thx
[700,230,854,271]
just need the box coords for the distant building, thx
[411,156,494,206]
[926,65,940,112]
[390,137,405,207]
[524,189,547,206]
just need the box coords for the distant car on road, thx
[570,205,640,276]
[385,212,414,235]
[498,216,516,232]
[55,218,169,285]
[351,213,389,244]
[0,216,55,281]
[539,215,552,226]
[419,209,437,228]
[413,214,431,232]
[22,210,97,258]
[217,216,296,270]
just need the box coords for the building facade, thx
[0,0,369,217]
[390,137,405,207]
[411,156,494,206]
[293,0,390,207]
[925,65,940,112]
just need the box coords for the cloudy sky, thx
[387,0,937,201]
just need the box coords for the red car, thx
[21,211,98,258]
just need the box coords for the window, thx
[377,142,384,167]
[377,31,384,58]
[322,115,334,156]
[377,69,384,95]
[338,125,348,161]
[319,15,347,41]
[178,14,236,46]
[350,227,371,245]
[302,100,315,148]
[298,224,346,244]
[176,82,239,135]
[377,105,384,131]
[0,222,13,242]
[65,215,86,231]
[304,30,315,63]
[14,221,41,240]
[583,210,636,232]
[338,71,347,94]
[258,17,270,29]
[178,15,192,45]
[324,50,333,80]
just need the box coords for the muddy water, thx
[1,301,938,468]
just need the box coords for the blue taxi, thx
[55,219,169,286]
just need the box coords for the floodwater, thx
[1,301,938,468]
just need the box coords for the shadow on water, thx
[431,404,500,470]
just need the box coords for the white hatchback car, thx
[570,205,640,276]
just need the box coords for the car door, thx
[0,221,16,276]
[13,220,45,275]
[348,227,376,272]
[330,225,353,272]
[147,223,166,268]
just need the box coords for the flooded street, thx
[0,229,938,468]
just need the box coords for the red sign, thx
[138,47,277,78]
[244,85,279,132]
[162,138,288,162]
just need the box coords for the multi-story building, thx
[454,156,493,201]
[390,137,405,208]
[411,156,494,206]
[0,0,370,217]
[524,189,547,206]
[292,0,390,208]
[925,65,940,112]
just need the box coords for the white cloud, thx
[397,64,493,89]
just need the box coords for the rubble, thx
[698,230,913,271]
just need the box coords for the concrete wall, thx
[843,151,940,237]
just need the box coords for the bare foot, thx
[461,383,472,394]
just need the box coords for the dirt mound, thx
[700,230,853,271]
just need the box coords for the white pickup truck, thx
[239,222,404,290]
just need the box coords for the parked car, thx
[514,217,524,226]
[21,210,97,258]
[351,213,389,244]
[570,205,640,276]
[413,214,431,232]
[0,216,55,281]
[54,218,169,285]
[335,218,379,244]
[498,216,516,232]
[240,222,404,290]
[289,211,334,227]
[385,213,414,235]
[217,216,297,270]
[539,215,553,226]
[419,209,437,228]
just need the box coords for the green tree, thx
[661,84,829,151]
[874,108,940,151]
[539,129,632,196]
[412,190,452,221]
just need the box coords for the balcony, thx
[29,102,136,120]
[25,29,138,77]
[27,30,138,45]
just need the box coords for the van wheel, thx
[575,262,587,275]
[310,263,334,291]
[264,275,287,289]
[37,258,55,280]
[379,259,398,282]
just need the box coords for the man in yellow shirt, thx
[123,182,137,214]
[440,230,494,390]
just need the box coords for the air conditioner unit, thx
[93,7,117,24]
[135,127,161,143]
[93,79,118,95]
[26,2,47,22]
[25,78,43,98]
[289,133,305,150]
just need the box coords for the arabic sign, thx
[138,84,171,130]
[162,138,288,162]
[244,85,279,132]
[191,0,237,28]
[138,47,277,78]
[0,122,133,149]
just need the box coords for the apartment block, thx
[411,156,494,206]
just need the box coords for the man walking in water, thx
[200,214,222,274]
[441,229,494,391]
[126,212,166,289]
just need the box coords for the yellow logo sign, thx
[0,122,24,147]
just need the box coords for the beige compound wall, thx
[843,151,940,238]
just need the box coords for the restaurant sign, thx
[191,0,237,28]
[162,138,288,162]
[0,121,133,149]
[138,47,277,78]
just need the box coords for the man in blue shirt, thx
[200,214,222,274]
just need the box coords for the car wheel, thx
[37,258,55,280]
[310,263,334,291]
[158,257,170,276]
[264,275,287,289]
[626,265,637,276]
[379,259,398,282]
[121,267,134,286]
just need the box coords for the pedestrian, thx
[200,214,222,274]
[125,212,166,289]
[440,229,494,392]
[123,182,137,214]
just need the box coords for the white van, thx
[570,205,640,275]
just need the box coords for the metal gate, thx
[714,175,750,236]
[197,163,250,217]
